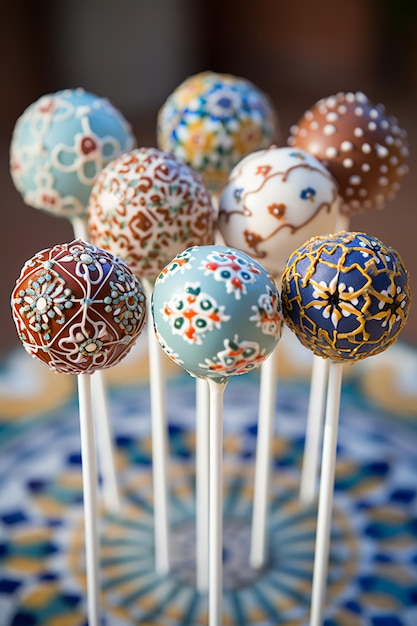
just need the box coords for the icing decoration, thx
[11,239,146,374]
[157,71,279,193]
[87,147,216,281]
[288,92,409,214]
[218,146,340,276]
[10,88,136,218]
[281,231,410,362]
[152,245,283,383]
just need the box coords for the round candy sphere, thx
[10,88,136,219]
[218,146,340,276]
[288,91,409,215]
[87,147,216,281]
[157,71,279,193]
[152,245,283,384]
[11,239,146,375]
[281,231,410,362]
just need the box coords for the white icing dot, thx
[362,143,372,154]
[361,163,371,172]
[370,109,379,119]
[325,146,338,158]
[305,110,314,120]
[389,155,399,165]
[375,144,389,158]
[345,187,354,196]
[378,176,389,186]
[310,121,319,130]
[36,297,47,311]
[375,193,385,204]
[351,200,361,209]
[391,124,400,135]
[385,135,394,145]
[299,128,308,137]
[341,141,354,151]
[381,120,389,129]
[354,127,364,137]
[346,93,355,102]
[359,188,368,197]
[400,146,409,157]
[354,107,364,116]
[289,124,299,135]
[326,112,339,122]
[380,164,388,173]
[323,124,337,135]
[343,158,354,168]
[349,175,362,185]
[338,105,347,114]
[356,92,368,103]
[326,97,337,109]
[368,121,377,131]
[85,342,98,353]
[319,104,328,115]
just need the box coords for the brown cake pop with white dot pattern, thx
[288,92,409,215]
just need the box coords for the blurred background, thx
[1,0,416,357]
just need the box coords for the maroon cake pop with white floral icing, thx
[11,239,146,375]
[288,91,409,215]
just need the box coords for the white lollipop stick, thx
[77,373,101,626]
[196,376,210,591]
[299,357,330,504]
[207,378,226,626]
[249,351,277,570]
[143,278,171,575]
[309,360,343,626]
[72,214,121,514]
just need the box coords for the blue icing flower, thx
[300,187,316,201]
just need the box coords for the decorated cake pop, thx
[87,147,216,280]
[157,71,279,193]
[11,239,146,374]
[10,88,135,219]
[11,239,146,626]
[218,146,340,276]
[288,91,409,215]
[152,244,283,625]
[281,231,410,361]
[152,245,283,382]
[281,231,410,625]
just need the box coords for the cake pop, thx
[281,231,410,626]
[88,145,216,574]
[10,87,136,513]
[288,91,409,215]
[11,239,146,373]
[218,144,340,568]
[11,239,146,626]
[218,145,340,275]
[157,71,279,193]
[10,88,135,221]
[87,147,216,279]
[158,71,280,587]
[152,244,283,626]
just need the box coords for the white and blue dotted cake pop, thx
[10,88,135,219]
[152,245,283,384]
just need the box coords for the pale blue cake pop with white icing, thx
[10,88,135,219]
[152,245,283,384]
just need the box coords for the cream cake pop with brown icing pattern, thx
[288,91,409,215]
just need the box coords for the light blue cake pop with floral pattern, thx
[152,245,283,384]
[10,88,135,219]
